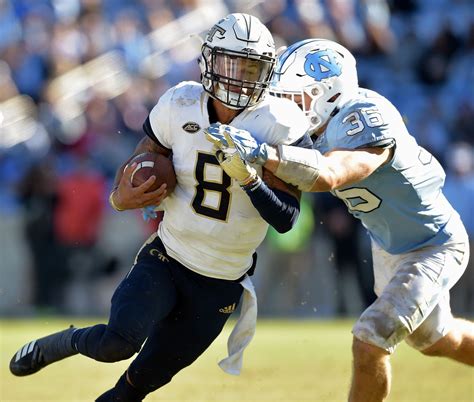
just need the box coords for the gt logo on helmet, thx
[199,13,276,110]
[206,25,226,43]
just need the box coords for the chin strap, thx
[216,83,252,109]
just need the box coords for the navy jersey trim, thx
[143,116,171,151]
[289,132,313,149]
[357,138,395,150]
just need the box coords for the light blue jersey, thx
[315,88,464,254]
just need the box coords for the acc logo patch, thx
[304,49,342,81]
[182,122,201,134]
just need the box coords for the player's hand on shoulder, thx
[112,162,168,210]
[205,122,229,148]
[205,123,269,165]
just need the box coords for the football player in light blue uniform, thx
[315,88,460,255]
[205,39,473,402]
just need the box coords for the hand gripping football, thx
[130,152,177,193]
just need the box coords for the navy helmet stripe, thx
[243,14,251,42]
[277,39,320,73]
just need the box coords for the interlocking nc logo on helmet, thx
[304,49,342,81]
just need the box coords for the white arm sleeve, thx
[275,145,323,192]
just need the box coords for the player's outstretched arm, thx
[205,124,393,192]
[309,147,393,191]
[265,145,393,192]
[109,136,170,211]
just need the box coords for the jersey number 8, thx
[192,152,232,221]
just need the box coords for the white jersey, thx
[147,81,309,280]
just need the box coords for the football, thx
[129,152,177,193]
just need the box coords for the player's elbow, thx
[273,222,293,234]
[273,208,300,233]
[322,162,364,191]
[316,170,340,192]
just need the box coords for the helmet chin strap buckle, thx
[310,116,320,126]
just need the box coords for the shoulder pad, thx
[325,89,403,150]
[251,96,310,144]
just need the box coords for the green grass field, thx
[1,318,472,401]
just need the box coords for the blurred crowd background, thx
[0,0,473,318]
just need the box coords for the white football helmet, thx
[199,13,276,110]
[270,39,358,132]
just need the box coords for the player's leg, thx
[9,326,78,377]
[405,239,473,365]
[348,242,398,402]
[72,234,177,363]
[405,294,474,365]
[349,237,469,402]
[421,318,474,365]
[96,266,245,400]
[10,234,177,376]
[349,337,391,402]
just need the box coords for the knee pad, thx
[352,296,411,354]
[96,330,137,362]
[405,302,453,351]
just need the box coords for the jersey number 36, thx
[342,107,384,136]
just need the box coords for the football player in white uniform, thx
[207,39,474,402]
[9,14,311,401]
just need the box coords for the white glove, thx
[216,149,258,186]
